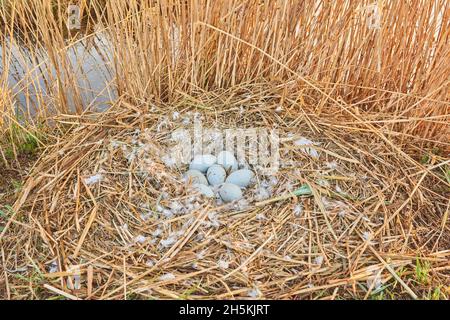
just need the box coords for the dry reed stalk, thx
[0,0,448,141]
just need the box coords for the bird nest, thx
[1,91,448,300]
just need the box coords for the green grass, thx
[420,154,430,165]
[11,179,23,192]
[2,121,44,160]
[180,286,200,300]
[427,286,444,300]
[366,264,448,300]
[0,206,13,232]
[0,205,14,218]
[443,166,450,185]
[11,127,41,155]
[415,258,431,285]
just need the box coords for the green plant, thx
[443,166,450,185]
[428,286,445,300]
[371,291,385,300]
[1,125,43,164]
[19,133,39,154]
[11,179,23,192]
[4,147,14,159]
[0,205,14,218]
[180,286,197,300]
[420,154,430,164]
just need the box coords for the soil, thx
[0,153,38,208]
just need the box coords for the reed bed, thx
[1,1,449,142]
[0,0,449,299]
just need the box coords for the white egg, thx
[183,170,208,185]
[219,183,243,202]
[192,183,215,198]
[206,164,226,186]
[217,151,238,172]
[225,169,255,188]
[189,154,217,173]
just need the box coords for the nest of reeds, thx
[1,88,449,300]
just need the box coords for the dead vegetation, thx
[0,0,449,299]
[1,89,448,300]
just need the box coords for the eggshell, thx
[192,183,215,198]
[217,151,238,172]
[189,154,217,173]
[219,183,243,202]
[183,170,208,185]
[206,164,227,186]
[225,169,255,188]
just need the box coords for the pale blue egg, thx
[189,154,217,173]
[207,164,226,186]
[183,169,208,185]
[192,183,215,198]
[219,183,243,202]
[225,169,255,188]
